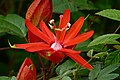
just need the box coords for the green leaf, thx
[105,50,120,66]
[89,64,101,80]
[0,76,11,80]
[49,77,60,80]
[94,52,108,58]
[96,9,120,21]
[0,15,5,19]
[97,74,119,80]
[75,40,106,52]
[87,49,93,57]
[56,59,76,75]
[88,34,120,47]
[61,69,77,78]
[0,14,27,37]
[97,63,120,79]
[11,76,16,80]
[89,63,120,80]
[62,76,72,80]
[113,45,120,50]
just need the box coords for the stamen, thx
[67,23,71,28]
[49,19,54,24]
[66,23,71,30]
[48,19,56,29]
[59,15,63,21]
[55,28,62,31]
[55,22,71,31]
[28,64,34,71]
[46,52,51,56]
[48,23,54,29]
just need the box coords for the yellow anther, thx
[67,23,71,28]
[48,23,54,29]
[8,40,16,48]
[49,19,54,24]
[29,64,34,71]
[48,19,56,29]
[46,52,51,56]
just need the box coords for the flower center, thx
[51,41,62,51]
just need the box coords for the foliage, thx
[0,76,16,80]
[89,63,120,80]
[96,9,120,21]
[105,50,120,66]
[88,34,120,47]
[0,14,27,37]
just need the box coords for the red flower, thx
[26,0,52,26]
[14,9,94,70]
[26,0,52,43]
[16,58,36,80]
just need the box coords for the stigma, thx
[51,41,62,51]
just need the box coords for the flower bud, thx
[26,0,52,26]
[16,58,36,80]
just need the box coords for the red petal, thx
[38,51,65,63]
[15,42,50,52]
[48,52,65,63]
[18,65,36,80]
[64,30,94,47]
[55,9,70,40]
[28,30,42,43]
[59,28,67,43]
[60,48,81,54]
[25,46,50,52]
[40,21,55,42]
[38,0,52,23]
[61,49,93,70]
[58,9,70,29]
[15,42,47,49]
[26,0,41,20]
[17,58,36,80]
[64,17,84,43]
[31,0,52,26]
[25,19,52,44]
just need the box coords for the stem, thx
[18,0,24,15]
[73,70,77,80]
[0,47,11,51]
[54,58,65,69]
[114,25,120,33]
[24,37,29,43]
[48,63,54,76]
[73,57,94,80]
[87,57,94,64]
[84,14,90,20]
[38,55,46,80]
[77,57,94,70]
